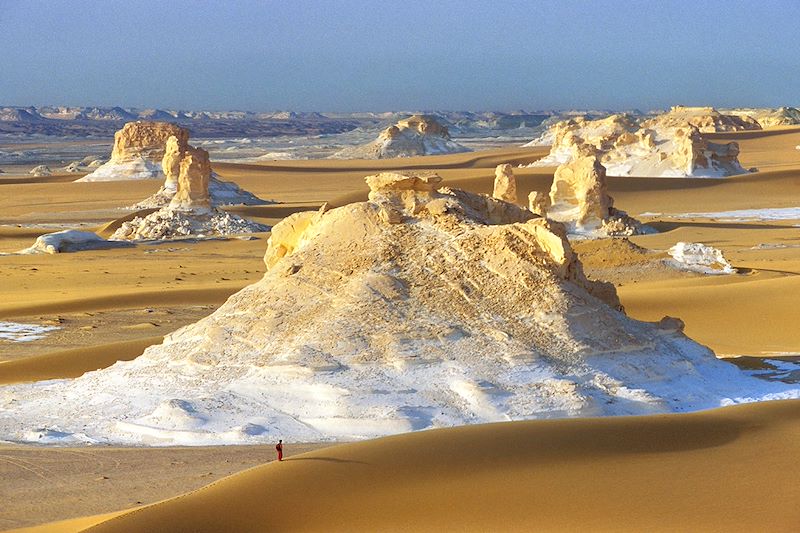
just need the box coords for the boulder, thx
[492,164,517,204]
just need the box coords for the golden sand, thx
[16,401,800,533]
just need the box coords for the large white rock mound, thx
[334,115,471,159]
[527,109,749,177]
[1,173,796,445]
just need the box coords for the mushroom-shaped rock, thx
[549,156,612,227]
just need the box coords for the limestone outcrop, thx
[77,121,190,182]
[5,172,793,444]
[723,107,800,129]
[531,155,648,236]
[334,115,471,159]
[643,106,761,133]
[492,164,517,203]
[133,133,266,209]
[74,124,265,206]
[526,109,749,177]
[161,135,183,193]
[29,165,51,177]
[16,230,132,254]
[111,145,267,241]
[110,121,189,161]
[168,146,212,211]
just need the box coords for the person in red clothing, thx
[276,439,283,461]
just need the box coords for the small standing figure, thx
[276,439,283,462]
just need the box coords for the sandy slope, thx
[19,400,799,533]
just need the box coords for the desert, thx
[2,2,800,532]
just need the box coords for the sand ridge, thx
[18,400,797,533]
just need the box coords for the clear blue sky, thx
[1,0,798,111]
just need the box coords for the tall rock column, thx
[169,147,212,211]
[161,135,185,193]
[493,164,517,204]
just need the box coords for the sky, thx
[1,0,799,112]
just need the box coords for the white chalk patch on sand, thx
[0,321,60,342]
[668,242,735,275]
[641,207,800,222]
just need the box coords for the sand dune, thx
[0,443,328,531]
[21,400,798,532]
[0,336,162,385]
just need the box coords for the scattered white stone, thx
[668,242,735,274]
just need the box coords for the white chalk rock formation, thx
[492,164,517,204]
[111,146,267,241]
[645,106,761,133]
[526,109,749,177]
[131,135,267,209]
[76,121,190,182]
[724,107,800,129]
[29,165,51,177]
[1,173,796,445]
[334,115,471,159]
[532,155,647,236]
[16,230,131,254]
[668,242,736,274]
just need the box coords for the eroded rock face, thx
[334,115,471,159]
[549,156,611,227]
[528,191,550,215]
[527,108,749,177]
[724,107,800,128]
[77,121,190,182]
[130,136,267,209]
[161,135,184,192]
[112,145,267,241]
[536,156,647,237]
[29,165,51,177]
[111,121,189,162]
[668,126,743,176]
[493,164,517,204]
[643,106,761,133]
[169,147,212,211]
